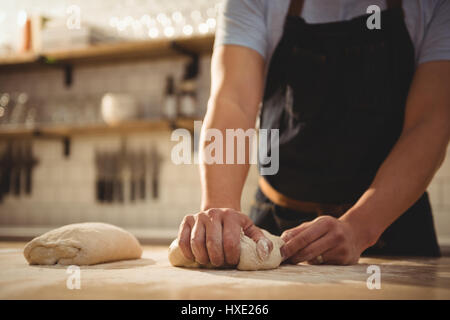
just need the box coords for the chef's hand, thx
[280,216,366,265]
[177,208,273,267]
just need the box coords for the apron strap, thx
[387,0,403,9]
[258,177,352,216]
[287,0,402,17]
[287,0,304,16]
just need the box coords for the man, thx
[177,0,450,266]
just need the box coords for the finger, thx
[190,217,209,265]
[241,215,274,260]
[280,218,332,261]
[222,218,241,265]
[280,221,312,243]
[205,215,225,266]
[178,215,195,261]
[288,232,337,264]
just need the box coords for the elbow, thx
[204,95,258,130]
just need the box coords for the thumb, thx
[243,223,274,261]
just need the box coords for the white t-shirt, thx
[215,0,450,71]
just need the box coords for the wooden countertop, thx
[1,242,449,299]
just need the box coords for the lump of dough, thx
[24,222,142,265]
[237,230,285,271]
[168,229,284,271]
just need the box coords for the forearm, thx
[341,115,449,248]
[200,97,256,211]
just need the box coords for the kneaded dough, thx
[24,222,142,265]
[168,229,284,271]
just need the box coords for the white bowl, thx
[101,93,138,125]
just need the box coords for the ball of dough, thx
[24,222,142,265]
[168,229,284,271]
[237,230,285,271]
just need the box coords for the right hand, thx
[177,208,274,267]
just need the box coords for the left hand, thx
[280,215,366,265]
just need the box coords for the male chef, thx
[176,0,450,265]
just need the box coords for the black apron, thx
[251,0,441,257]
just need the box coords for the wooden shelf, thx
[0,35,214,70]
[0,52,37,67]
[0,118,201,139]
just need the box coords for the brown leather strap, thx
[258,177,353,217]
[288,0,304,16]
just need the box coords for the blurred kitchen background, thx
[0,0,260,243]
[0,0,448,246]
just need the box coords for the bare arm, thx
[177,45,272,267]
[342,61,450,246]
[281,61,450,265]
[200,45,265,211]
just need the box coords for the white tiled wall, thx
[0,133,250,207]
[0,132,260,234]
[0,56,211,119]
